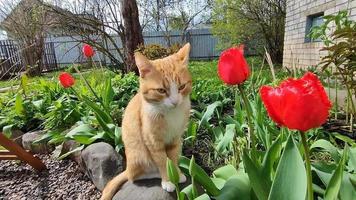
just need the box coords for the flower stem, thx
[300,131,313,200]
[237,84,256,151]
[73,65,110,115]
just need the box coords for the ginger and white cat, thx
[100,43,192,200]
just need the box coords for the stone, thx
[10,129,24,146]
[62,140,83,165]
[22,131,52,154]
[113,179,180,200]
[81,142,123,191]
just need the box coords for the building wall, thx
[283,0,356,68]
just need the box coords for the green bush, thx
[135,43,182,60]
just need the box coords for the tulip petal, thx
[218,47,250,85]
[260,72,332,132]
[260,86,285,126]
[59,72,75,88]
[82,44,95,58]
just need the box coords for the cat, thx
[100,43,192,200]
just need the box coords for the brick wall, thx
[283,0,356,68]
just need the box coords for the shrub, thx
[135,43,182,60]
[135,44,169,60]
[310,10,356,131]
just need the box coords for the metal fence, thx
[0,40,58,79]
[0,29,223,78]
[0,40,23,79]
[46,28,222,65]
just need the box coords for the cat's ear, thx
[176,43,191,66]
[135,52,153,78]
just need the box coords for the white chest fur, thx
[143,97,190,144]
[163,99,190,144]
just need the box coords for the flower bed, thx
[0,43,355,200]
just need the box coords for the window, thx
[305,13,324,43]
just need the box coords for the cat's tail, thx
[100,170,128,200]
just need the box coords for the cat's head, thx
[135,43,192,109]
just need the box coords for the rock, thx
[113,179,192,200]
[62,140,83,165]
[10,129,24,146]
[22,131,52,154]
[81,142,123,191]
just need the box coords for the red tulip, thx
[218,45,250,85]
[82,44,95,58]
[260,72,332,132]
[59,72,75,88]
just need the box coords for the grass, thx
[0,57,264,89]
[0,71,61,88]
[0,69,107,89]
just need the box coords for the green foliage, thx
[211,0,286,63]
[1,58,354,199]
[268,134,307,200]
[112,72,139,109]
[211,0,258,49]
[310,10,356,127]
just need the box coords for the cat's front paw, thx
[179,173,187,183]
[162,181,176,192]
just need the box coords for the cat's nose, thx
[171,99,179,107]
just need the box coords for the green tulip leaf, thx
[82,95,112,123]
[181,184,195,200]
[242,151,270,200]
[198,101,221,130]
[194,194,210,200]
[213,164,238,180]
[58,145,84,160]
[65,124,94,138]
[324,145,348,200]
[261,135,282,180]
[348,147,356,172]
[211,178,226,190]
[314,166,333,187]
[350,174,356,187]
[72,132,96,145]
[179,156,220,196]
[3,124,14,138]
[216,173,251,200]
[15,94,24,116]
[339,173,356,200]
[102,78,114,109]
[311,139,340,162]
[167,158,180,184]
[216,124,236,154]
[268,134,307,200]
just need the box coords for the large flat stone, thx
[113,179,176,200]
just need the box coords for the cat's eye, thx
[178,84,186,90]
[156,88,166,94]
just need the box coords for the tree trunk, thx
[22,36,45,77]
[122,0,144,74]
